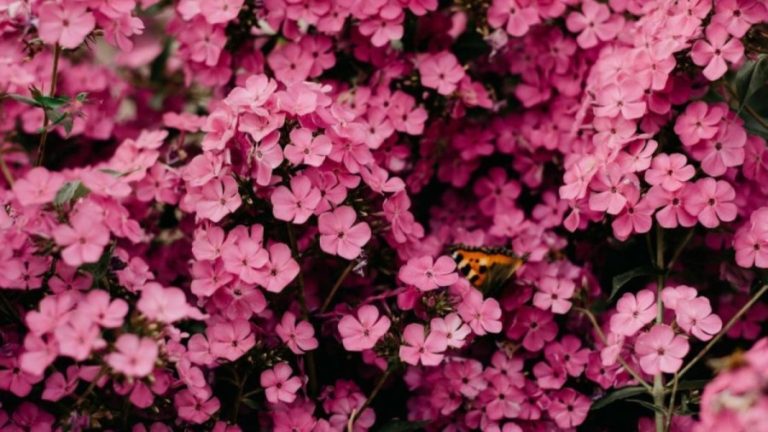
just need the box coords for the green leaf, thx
[34,94,70,110]
[610,266,657,301]
[734,54,768,113]
[6,93,40,106]
[75,92,88,103]
[590,386,647,411]
[627,398,666,414]
[53,181,90,206]
[376,420,427,432]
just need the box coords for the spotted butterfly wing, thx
[449,245,525,291]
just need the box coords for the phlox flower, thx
[487,0,540,37]
[221,226,269,284]
[137,282,194,324]
[548,388,590,429]
[175,390,220,424]
[284,129,332,167]
[54,312,105,361]
[673,101,725,147]
[318,206,371,260]
[41,366,78,401]
[337,305,390,351]
[712,0,768,38]
[267,43,313,84]
[52,205,111,267]
[594,80,646,120]
[691,23,744,81]
[0,357,42,397]
[398,255,458,291]
[195,176,242,223]
[253,243,299,293]
[675,297,723,341]
[644,153,695,192]
[260,362,302,404]
[270,175,321,224]
[275,312,318,354]
[457,289,503,336]
[506,306,558,352]
[611,185,653,241]
[634,324,690,375]
[533,277,576,314]
[12,167,64,206]
[26,292,76,336]
[691,121,747,177]
[78,290,128,328]
[417,51,465,95]
[610,289,656,336]
[566,0,623,49]
[399,323,448,366]
[207,319,255,361]
[430,313,471,348]
[106,334,158,377]
[37,2,95,49]
[683,178,737,228]
[199,0,243,25]
[645,184,698,229]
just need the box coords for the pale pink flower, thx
[284,129,332,167]
[399,323,448,366]
[691,23,744,81]
[270,175,321,224]
[37,2,95,49]
[634,324,689,375]
[398,255,458,291]
[106,334,158,377]
[52,206,110,267]
[609,289,656,336]
[12,167,64,206]
[318,206,372,260]
[337,305,391,351]
[253,243,299,293]
[137,282,193,324]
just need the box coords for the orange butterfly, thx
[448,244,525,291]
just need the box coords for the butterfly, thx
[448,244,525,291]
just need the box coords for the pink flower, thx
[106,334,159,377]
[276,312,318,354]
[37,2,95,49]
[430,313,470,348]
[506,306,558,352]
[175,390,220,424]
[676,297,723,341]
[207,319,255,361]
[249,132,284,186]
[399,323,448,366]
[398,255,458,291]
[26,293,76,336]
[609,289,656,336]
[318,206,372,260]
[195,176,242,223]
[457,289,503,335]
[674,102,725,147]
[41,366,78,401]
[645,185,698,229]
[594,81,647,120]
[549,388,590,429]
[270,175,321,224]
[52,206,110,267]
[137,282,193,324]
[253,243,299,293]
[691,121,747,177]
[260,362,302,404]
[221,225,269,284]
[611,186,653,241]
[78,290,128,329]
[284,129,332,167]
[54,312,105,361]
[0,357,42,397]
[267,43,313,85]
[487,0,540,37]
[691,23,744,81]
[418,51,465,95]
[337,305,391,351]
[644,153,695,192]
[533,277,575,314]
[634,324,690,375]
[683,178,737,228]
[199,0,243,24]
[12,167,65,206]
[566,0,623,49]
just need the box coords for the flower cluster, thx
[2,0,768,430]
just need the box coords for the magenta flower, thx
[675,297,723,341]
[253,243,300,293]
[12,168,64,206]
[275,312,318,354]
[566,0,623,49]
[611,185,653,241]
[106,334,158,377]
[337,305,391,352]
[207,319,255,361]
[635,324,690,375]
[52,207,110,267]
[533,277,575,314]
[430,313,471,348]
[398,255,458,291]
[609,289,656,337]
[284,129,332,167]
[506,306,558,351]
[399,323,448,366]
[644,153,695,192]
[417,51,465,95]
[260,362,302,404]
[691,23,744,81]
[37,2,95,49]
[549,388,591,429]
[683,178,737,228]
[270,175,322,224]
[318,206,372,260]
[487,0,540,37]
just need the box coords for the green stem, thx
[347,368,392,432]
[74,366,107,407]
[666,229,694,274]
[320,261,355,314]
[35,43,61,167]
[653,226,666,432]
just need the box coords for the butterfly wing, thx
[450,245,524,292]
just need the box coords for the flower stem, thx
[35,43,61,167]
[0,153,13,186]
[653,227,667,431]
[320,261,355,314]
[347,367,392,432]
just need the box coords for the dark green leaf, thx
[376,420,427,432]
[610,266,657,301]
[627,398,666,414]
[34,94,70,110]
[733,54,768,112]
[590,386,647,411]
[53,181,90,206]
[6,93,40,106]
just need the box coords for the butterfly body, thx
[449,245,524,291]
